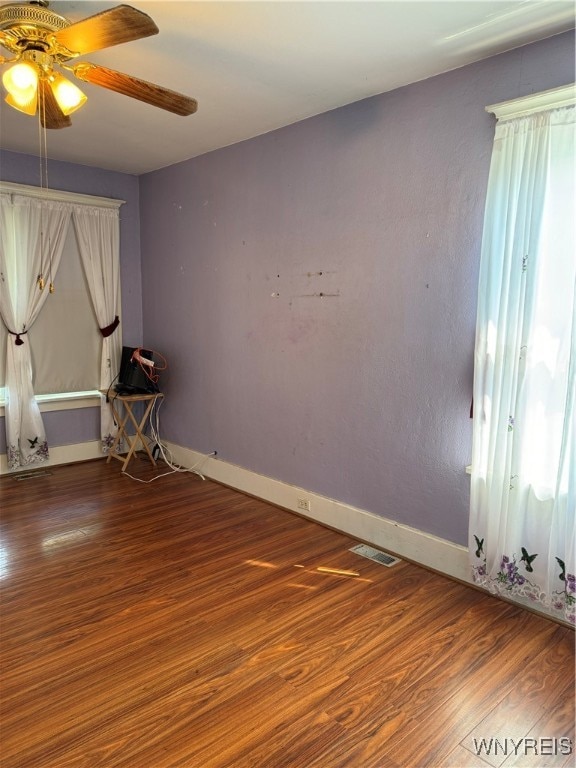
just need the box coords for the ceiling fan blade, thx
[54,5,158,56]
[38,80,72,129]
[73,63,198,116]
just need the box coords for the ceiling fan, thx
[0,1,198,128]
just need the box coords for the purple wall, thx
[139,31,575,546]
[0,152,142,452]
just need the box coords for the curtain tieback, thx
[8,329,27,346]
[100,316,120,338]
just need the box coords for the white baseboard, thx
[0,440,104,475]
[165,443,471,585]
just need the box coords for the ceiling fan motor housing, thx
[0,2,69,56]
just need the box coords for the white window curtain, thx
[72,205,121,452]
[0,194,72,468]
[470,97,575,623]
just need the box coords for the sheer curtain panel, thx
[73,205,121,452]
[470,100,575,623]
[0,194,71,468]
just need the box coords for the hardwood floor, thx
[0,459,574,768]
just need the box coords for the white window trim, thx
[0,181,124,209]
[0,390,102,416]
[486,83,575,121]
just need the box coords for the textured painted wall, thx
[0,151,142,451]
[139,31,575,546]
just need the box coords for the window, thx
[0,182,123,468]
[469,84,575,623]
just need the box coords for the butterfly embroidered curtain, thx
[0,194,71,468]
[469,102,575,623]
[72,205,122,454]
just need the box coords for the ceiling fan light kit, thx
[0,0,198,128]
[3,57,39,112]
[48,70,86,114]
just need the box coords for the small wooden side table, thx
[106,391,164,472]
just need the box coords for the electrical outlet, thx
[297,498,311,512]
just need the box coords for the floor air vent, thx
[350,543,401,567]
[13,470,53,481]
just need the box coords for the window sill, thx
[0,390,101,417]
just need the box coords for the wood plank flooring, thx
[0,459,574,768]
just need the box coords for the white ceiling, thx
[0,1,574,174]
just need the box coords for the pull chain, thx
[36,81,54,294]
[37,93,45,291]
